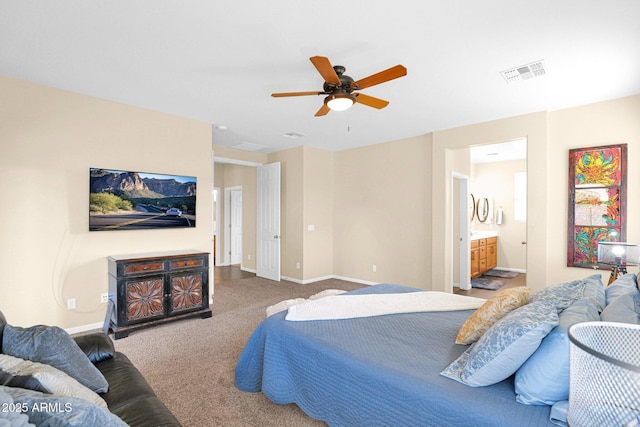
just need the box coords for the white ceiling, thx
[1,1,638,154]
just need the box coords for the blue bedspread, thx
[235,284,554,426]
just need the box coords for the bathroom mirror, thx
[470,194,476,221]
[477,198,489,223]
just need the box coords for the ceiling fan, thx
[271,56,407,117]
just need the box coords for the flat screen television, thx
[89,168,197,231]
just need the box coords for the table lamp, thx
[597,242,640,286]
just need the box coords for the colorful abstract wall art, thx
[567,144,627,268]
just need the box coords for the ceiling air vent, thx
[231,142,267,152]
[282,131,305,139]
[501,60,547,84]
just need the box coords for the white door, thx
[213,187,221,266]
[230,190,243,265]
[453,172,471,290]
[257,162,281,281]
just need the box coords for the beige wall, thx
[333,135,432,288]
[213,145,267,164]
[212,96,639,293]
[302,147,334,280]
[547,95,640,284]
[0,76,213,329]
[432,95,640,293]
[471,159,527,271]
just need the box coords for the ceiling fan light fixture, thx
[324,92,356,111]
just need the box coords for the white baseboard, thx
[281,274,336,285]
[65,321,104,336]
[240,266,256,273]
[330,275,377,286]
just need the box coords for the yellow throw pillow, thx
[455,286,530,345]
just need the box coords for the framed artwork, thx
[567,144,627,268]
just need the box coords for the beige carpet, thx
[113,276,366,427]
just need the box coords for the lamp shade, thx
[324,92,356,111]
[597,242,640,266]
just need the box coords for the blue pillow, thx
[0,368,49,394]
[515,299,600,405]
[531,280,585,311]
[605,273,637,306]
[441,301,559,387]
[600,291,640,324]
[581,274,605,312]
[550,400,569,426]
[1,385,126,427]
[2,325,108,393]
[0,386,32,427]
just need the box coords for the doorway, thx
[213,157,282,282]
[451,138,528,290]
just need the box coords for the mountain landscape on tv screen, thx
[89,168,197,231]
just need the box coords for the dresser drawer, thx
[170,257,206,270]
[122,261,165,276]
[479,246,487,259]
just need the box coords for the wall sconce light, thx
[496,206,504,225]
[597,242,640,286]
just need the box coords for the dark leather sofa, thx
[0,310,181,427]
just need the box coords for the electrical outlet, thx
[67,298,76,310]
[100,293,109,303]
[247,254,251,260]
[296,262,300,269]
[372,264,377,272]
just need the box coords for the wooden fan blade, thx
[271,91,322,97]
[314,104,331,117]
[353,65,407,90]
[310,56,341,85]
[355,93,390,109]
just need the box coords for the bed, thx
[235,284,556,426]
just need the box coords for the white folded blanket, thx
[266,289,347,317]
[285,291,486,321]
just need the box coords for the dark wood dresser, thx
[107,250,212,339]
